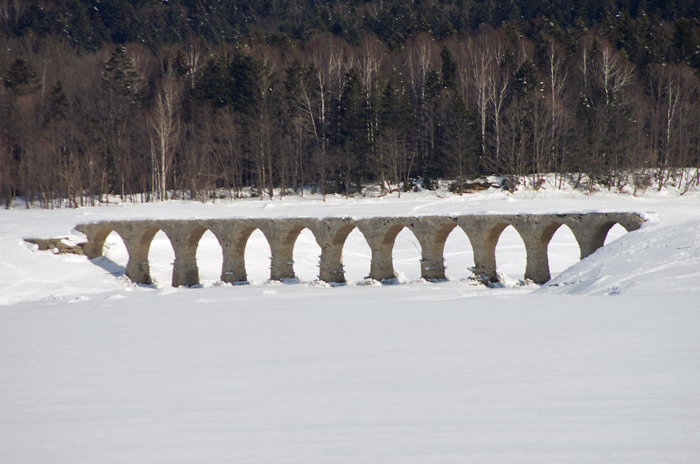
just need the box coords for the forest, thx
[1,0,700,207]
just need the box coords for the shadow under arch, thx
[82,227,130,278]
[208,221,317,284]
[258,222,324,282]
[547,223,580,278]
[494,224,528,284]
[292,227,323,282]
[147,228,176,286]
[387,224,422,282]
[87,223,162,285]
[340,225,371,283]
[195,229,225,285]
[98,230,129,276]
[241,227,273,283]
[578,220,635,259]
[603,222,628,246]
[443,226,475,280]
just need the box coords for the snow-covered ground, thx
[1,181,699,463]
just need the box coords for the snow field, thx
[1,182,699,463]
[2,289,699,463]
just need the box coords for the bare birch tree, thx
[149,78,180,200]
[405,34,437,176]
[546,40,568,185]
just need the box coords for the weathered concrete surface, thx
[458,212,645,283]
[356,216,459,281]
[73,212,645,287]
[307,218,356,284]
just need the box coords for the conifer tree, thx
[379,70,414,192]
[2,58,38,96]
[513,59,538,101]
[49,80,70,120]
[100,45,142,197]
[440,45,457,90]
[230,53,259,115]
[339,69,367,193]
[672,19,699,69]
[192,57,231,108]
[171,50,190,80]
[102,45,139,102]
[443,93,480,193]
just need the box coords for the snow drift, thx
[539,217,700,296]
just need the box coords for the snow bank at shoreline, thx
[539,217,700,296]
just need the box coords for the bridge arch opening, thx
[494,225,527,284]
[147,229,176,286]
[292,228,322,282]
[342,227,372,283]
[391,226,422,282]
[96,229,128,277]
[195,229,224,285]
[547,224,580,278]
[443,226,474,280]
[604,223,628,246]
[243,228,272,283]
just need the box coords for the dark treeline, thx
[2,0,700,207]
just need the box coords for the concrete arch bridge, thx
[76,213,644,287]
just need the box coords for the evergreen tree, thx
[2,58,39,96]
[379,70,414,190]
[380,73,413,134]
[284,58,304,117]
[229,53,260,115]
[513,58,538,101]
[500,48,516,71]
[102,45,140,102]
[443,93,480,193]
[100,45,142,196]
[192,57,232,108]
[440,45,457,90]
[339,69,367,191]
[49,80,70,120]
[672,19,700,69]
[425,67,442,100]
[171,50,190,80]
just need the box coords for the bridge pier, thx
[458,216,509,283]
[408,217,458,281]
[76,221,161,285]
[77,224,112,260]
[252,219,312,281]
[356,218,407,281]
[312,218,356,283]
[121,226,159,285]
[160,222,208,287]
[511,217,562,284]
[207,220,254,283]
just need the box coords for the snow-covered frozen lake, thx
[1,182,699,463]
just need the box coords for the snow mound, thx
[538,219,700,296]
